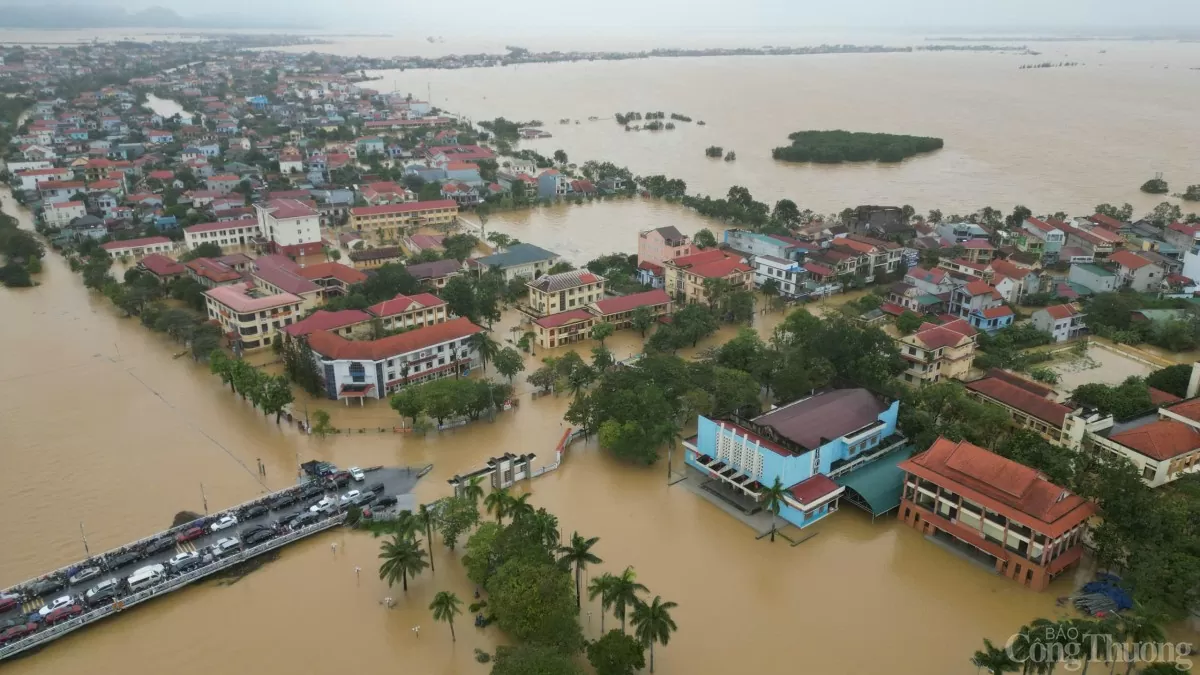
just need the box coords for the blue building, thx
[684,389,904,529]
[723,229,810,262]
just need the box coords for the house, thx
[406,259,465,288]
[1067,263,1118,295]
[185,255,252,288]
[850,206,912,240]
[753,255,807,298]
[348,246,405,269]
[896,319,978,386]
[472,243,561,282]
[1022,218,1065,263]
[444,161,483,186]
[348,200,458,241]
[401,234,445,256]
[1066,225,1123,258]
[359,181,411,206]
[964,371,1103,448]
[588,289,672,331]
[16,167,72,191]
[278,150,304,174]
[723,229,808,262]
[536,169,570,199]
[440,181,480,206]
[64,215,107,241]
[638,226,693,269]
[905,266,955,296]
[356,136,385,156]
[897,437,1094,591]
[1107,250,1163,292]
[683,388,903,529]
[663,249,753,306]
[99,236,174,258]
[987,259,1041,304]
[295,262,368,297]
[366,292,449,331]
[205,282,304,351]
[250,255,324,311]
[886,282,946,316]
[525,270,606,317]
[532,309,595,349]
[39,180,88,204]
[206,174,242,194]
[282,310,373,341]
[957,238,996,265]
[43,201,86,229]
[949,280,1013,333]
[1031,304,1086,343]
[306,317,486,402]
[138,253,186,281]
[253,199,322,257]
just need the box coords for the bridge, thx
[0,466,422,662]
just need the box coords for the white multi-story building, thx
[752,255,807,297]
[205,282,304,351]
[254,199,323,257]
[44,201,85,228]
[306,316,485,402]
[183,218,261,250]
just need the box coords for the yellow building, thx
[662,249,753,305]
[896,319,977,386]
[205,282,304,351]
[526,269,606,316]
[348,199,458,242]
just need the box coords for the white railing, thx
[1,481,320,599]
[0,514,345,661]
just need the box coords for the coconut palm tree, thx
[610,566,648,633]
[631,595,678,674]
[484,487,511,524]
[558,532,602,610]
[660,417,683,482]
[760,477,787,543]
[528,508,559,549]
[383,509,420,541]
[507,493,535,522]
[468,332,500,373]
[588,572,618,633]
[1024,617,1058,675]
[1120,607,1165,675]
[429,591,463,642]
[971,638,1019,675]
[461,475,485,506]
[417,503,436,573]
[377,533,428,592]
[1007,624,1035,675]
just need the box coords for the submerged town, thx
[1,36,1199,674]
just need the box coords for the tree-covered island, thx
[771,130,944,163]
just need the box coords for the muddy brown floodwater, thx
[1,187,1191,675]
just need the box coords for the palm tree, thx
[468,332,499,373]
[383,509,420,541]
[631,595,678,674]
[429,591,463,642]
[588,572,618,633]
[508,493,535,522]
[529,508,559,549]
[971,638,1019,675]
[1120,607,1165,675]
[760,477,787,543]
[377,533,429,592]
[461,475,485,506]
[417,504,436,573]
[1007,624,1035,675]
[660,418,683,482]
[558,532,602,610]
[610,566,648,633]
[484,487,511,524]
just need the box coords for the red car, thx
[45,604,84,625]
[176,526,205,543]
[0,596,19,613]
[0,622,37,645]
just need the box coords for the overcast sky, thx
[9,0,1200,33]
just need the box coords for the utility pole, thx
[80,522,90,558]
[200,482,209,515]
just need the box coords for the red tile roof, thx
[307,316,483,361]
[1148,387,1183,407]
[185,257,242,283]
[534,309,594,329]
[350,199,457,217]
[366,292,445,318]
[1109,250,1153,271]
[262,198,317,220]
[962,280,994,295]
[967,376,1071,426]
[982,369,1055,398]
[1042,304,1081,320]
[100,236,171,251]
[788,474,841,506]
[1165,398,1200,424]
[283,310,371,337]
[296,262,368,285]
[979,305,1014,319]
[804,262,834,277]
[139,253,184,277]
[1024,217,1059,233]
[1109,420,1200,461]
[592,289,671,316]
[913,323,973,350]
[900,437,1094,536]
[1089,213,1123,230]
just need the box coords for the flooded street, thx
[0,185,1108,675]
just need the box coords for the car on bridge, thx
[44,603,83,625]
[0,622,37,645]
[176,526,206,543]
[166,552,201,573]
[38,596,74,618]
[349,467,365,481]
[68,567,101,585]
[340,490,361,504]
[210,515,238,532]
[0,595,20,614]
[84,579,120,606]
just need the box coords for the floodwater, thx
[372,40,1200,218]
[4,184,1144,675]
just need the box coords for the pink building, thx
[638,226,692,267]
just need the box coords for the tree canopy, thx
[772,130,944,163]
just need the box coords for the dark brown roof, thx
[983,369,1055,398]
[753,389,889,450]
[966,376,1071,426]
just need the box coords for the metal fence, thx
[0,513,345,662]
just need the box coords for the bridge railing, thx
[0,513,345,661]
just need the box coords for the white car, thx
[348,467,365,482]
[210,514,238,532]
[340,490,361,504]
[309,496,337,513]
[39,595,74,617]
[167,552,199,568]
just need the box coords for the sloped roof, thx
[900,437,1093,535]
[966,376,1071,426]
[1110,420,1200,461]
[367,292,445,318]
[307,316,483,361]
[1042,304,1082,320]
[296,262,367,285]
[533,308,594,329]
[528,269,603,293]
[592,289,671,315]
[283,309,371,337]
[753,389,889,451]
[406,259,463,279]
[139,253,184,276]
[1109,250,1153,271]
[475,243,558,269]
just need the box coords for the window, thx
[1142,465,1156,480]
[349,362,366,383]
